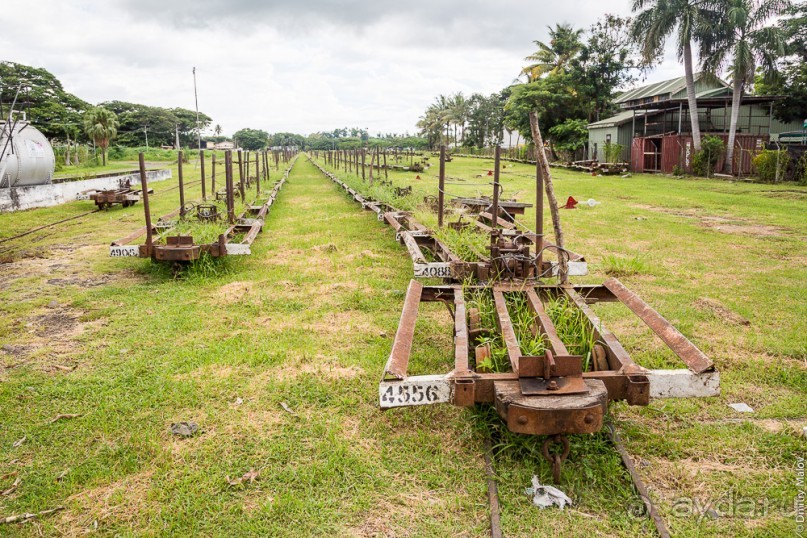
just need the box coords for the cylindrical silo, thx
[0,121,56,187]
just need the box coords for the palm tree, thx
[705,0,789,173]
[631,0,718,151]
[83,106,119,166]
[521,24,584,82]
[416,107,443,149]
[214,124,222,136]
[447,93,469,147]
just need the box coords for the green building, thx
[587,73,803,174]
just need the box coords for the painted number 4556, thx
[379,380,449,408]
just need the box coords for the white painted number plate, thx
[414,262,452,279]
[379,375,452,409]
[109,245,139,257]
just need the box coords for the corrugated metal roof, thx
[615,73,728,104]
[588,109,657,129]
[695,87,732,98]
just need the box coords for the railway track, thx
[0,175,204,257]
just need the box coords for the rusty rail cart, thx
[108,150,297,262]
[84,178,151,209]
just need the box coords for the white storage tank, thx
[0,121,55,187]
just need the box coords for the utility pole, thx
[144,125,149,149]
[175,124,180,151]
[193,67,202,153]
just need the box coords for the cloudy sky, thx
[0,1,683,137]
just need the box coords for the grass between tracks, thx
[0,155,803,536]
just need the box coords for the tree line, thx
[230,128,428,151]
[0,61,213,165]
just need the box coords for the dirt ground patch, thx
[216,281,255,303]
[28,309,83,337]
[250,355,365,386]
[58,470,156,535]
[47,275,112,288]
[632,205,786,237]
[694,298,750,326]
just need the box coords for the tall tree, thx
[416,107,443,149]
[0,62,90,139]
[706,0,789,173]
[447,93,469,147]
[571,15,651,122]
[521,24,584,81]
[753,2,806,122]
[464,92,506,148]
[83,106,119,165]
[101,101,180,147]
[505,74,588,157]
[232,128,269,150]
[631,0,718,150]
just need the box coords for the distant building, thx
[587,73,803,175]
[213,141,235,150]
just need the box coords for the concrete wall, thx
[0,168,172,212]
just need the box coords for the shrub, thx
[752,149,791,183]
[548,119,588,162]
[604,142,624,163]
[797,152,807,185]
[672,164,684,177]
[692,135,725,177]
[108,145,126,160]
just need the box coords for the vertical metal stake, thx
[178,150,186,218]
[199,150,206,201]
[438,145,446,228]
[492,146,501,229]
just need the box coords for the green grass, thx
[0,155,804,536]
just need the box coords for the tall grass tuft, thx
[434,226,489,262]
[601,254,650,277]
[545,295,596,371]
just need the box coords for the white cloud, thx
[0,0,687,136]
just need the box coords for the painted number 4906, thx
[109,246,139,257]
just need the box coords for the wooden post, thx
[199,150,206,201]
[238,150,245,203]
[138,153,153,256]
[535,140,544,272]
[438,145,446,228]
[225,150,235,224]
[178,150,186,217]
[361,149,366,181]
[211,153,216,193]
[369,148,375,184]
[383,148,388,179]
[529,111,566,282]
[255,150,260,193]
